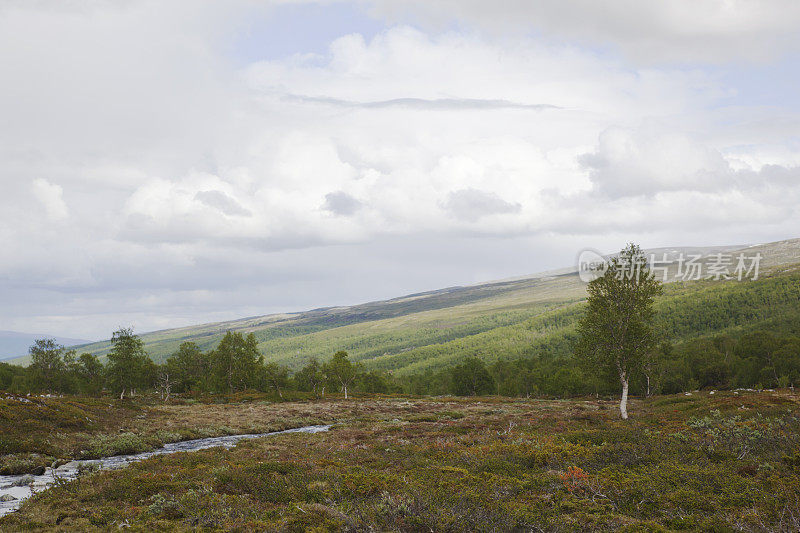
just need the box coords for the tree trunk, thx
[619,375,629,420]
[120,388,125,400]
[646,374,651,397]
[343,384,348,399]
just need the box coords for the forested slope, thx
[369,265,800,376]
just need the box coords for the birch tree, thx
[107,328,151,399]
[324,351,359,399]
[575,243,662,419]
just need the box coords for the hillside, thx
[9,238,800,373]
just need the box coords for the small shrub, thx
[213,461,316,504]
[77,462,101,476]
[147,493,183,519]
[687,410,774,459]
[83,432,148,458]
[0,453,54,475]
[559,466,589,493]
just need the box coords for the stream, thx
[0,424,330,517]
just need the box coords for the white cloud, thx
[195,190,252,217]
[31,178,68,220]
[368,0,800,63]
[578,126,732,198]
[1,1,799,338]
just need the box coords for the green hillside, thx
[26,271,588,366]
[366,265,800,376]
[10,238,800,374]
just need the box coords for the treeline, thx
[2,328,798,400]
[0,328,399,398]
[658,331,800,393]
[403,356,587,397]
[401,330,800,397]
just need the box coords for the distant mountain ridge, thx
[0,331,91,361]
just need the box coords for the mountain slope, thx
[27,269,588,365]
[8,238,800,371]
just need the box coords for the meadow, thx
[2,390,799,531]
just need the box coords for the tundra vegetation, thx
[1,392,799,531]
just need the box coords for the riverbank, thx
[0,392,326,476]
[0,424,330,517]
[2,391,799,531]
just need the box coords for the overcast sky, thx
[2,0,800,340]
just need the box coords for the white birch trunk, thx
[620,375,629,420]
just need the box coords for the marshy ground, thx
[1,391,799,531]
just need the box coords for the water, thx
[0,424,330,517]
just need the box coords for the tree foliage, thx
[449,358,495,396]
[324,351,359,399]
[574,243,662,418]
[28,339,67,392]
[165,342,208,392]
[106,328,154,399]
[210,332,262,393]
[295,358,325,397]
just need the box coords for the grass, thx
[2,390,800,531]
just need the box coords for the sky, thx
[2,0,800,340]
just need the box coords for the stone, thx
[11,475,34,487]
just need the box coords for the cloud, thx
[246,27,671,112]
[576,125,800,202]
[283,94,560,111]
[322,191,363,216]
[578,126,731,198]
[368,0,800,63]
[195,190,252,216]
[31,178,68,220]
[443,188,521,222]
[2,2,800,339]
